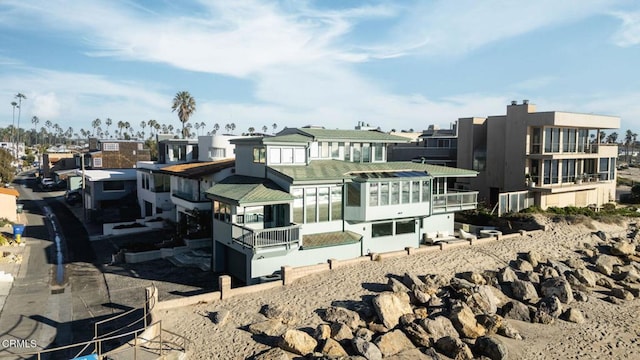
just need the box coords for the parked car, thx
[65,189,82,205]
[42,179,66,191]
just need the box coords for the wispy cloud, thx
[611,11,640,47]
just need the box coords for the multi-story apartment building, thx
[206,127,478,284]
[457,100,620,214]
[85,138,150,169]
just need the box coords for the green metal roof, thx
[270,160,477,183]
[296,128,409,142]
[263,134,310,144]
[206,175,294,205]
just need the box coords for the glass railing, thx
[432,191,478,213]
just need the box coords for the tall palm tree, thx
[171,91,196,139]
[105,117,113,134]
[15,93,26,158]
[625,130,634,163]
[10,101,17,155]
[117,121,125,139]
[165,124,171,134]
[262,125,268,134]
[607,132,618,144]
[91,118,101,137]
[224,124,231,133]
[230,123,236,134]
[195,122,201,135]
[31,116,39,145]
[140,120,147,139]
[213,123,220,135]
[248,127,255,135]
[272,123,277,134]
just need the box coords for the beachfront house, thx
[206,127,478,284]
[456,100,620,214]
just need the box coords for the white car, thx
[41,178,54,186]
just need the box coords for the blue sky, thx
[0,0,639,137]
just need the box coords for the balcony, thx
[529,173,613,193]
[432,191,478,213]
[232,223,301,249]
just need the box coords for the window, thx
[331,142,339,158]
[369,183,379,206]
[253,147,266,163]
[401,182,410,204]
[138,143,144,150]
[213,201,231,222]
[543,160,559,184]
[380,182,389,206]
[395,220,415,235]
[103,181,125,191]
[362,143,370,163]
[103,143,119,151]
[305,188,317,222]
[294,148,306,163]
[544,128,560,153]
[269,148,281,164]
[210,147,226,159]
[318,187,330,222]
[599,158,609,181]
[93,157,103,168]
[141,174,149,190]
[411,181,420,203]
[374,144,384,161]
[563,129,576,152]
[421,181,430,202]
[331,186,343,220]
[321,142,330,158]
[346,182,361,207]
[282,148,293,163]
[578,129,588,152]
[352,143,361,162]
[610,158,616,181]
[390,182,400,205]
[292,189,303,223]
[344,142,351,161]
[153,173,170,192]
[372,222,393,237]
[562,159,576,182]
[472,149,486,171]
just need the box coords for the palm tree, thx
[15,93,26,158]
[10,101,17,156]
[171,91,196,139]
[200,121,205,135]
[248,127,255,135]
[139,120,147,139]
[117,121,125,139]
[213,123,220,135]
[625,130,634,163]
[31,116,39,146]
[607,132,618,144]
[599,131,606,143]
[230,123,236,134]
[166,124,172,134]
[105,118,113,134]
[272,123,277,134]
[225,124,231,133]
[44,120,52,145]
[147,119,157,138]
[262,125,268,134]
[91,118,101,137]
[195,122,201,135]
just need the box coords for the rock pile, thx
[246,226,640,359]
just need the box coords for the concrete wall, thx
[0,195,17,223]
[234,145,266,178]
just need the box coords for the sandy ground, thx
[159,217,640,360]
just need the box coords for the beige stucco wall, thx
[0,195,17,222]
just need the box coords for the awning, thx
[206,175,294,206]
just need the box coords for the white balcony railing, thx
[432,191,478,213]
[232,223,301,249]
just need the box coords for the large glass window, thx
[390,182,400,205]
[331,142,339,158]
[372,222,393,238]
[352,143,361,162]
[305,188,317,223]
[153,173,170,192]
[362,144,371,163]
[395,220,415,235]
[380,182,389,206]
[213,201,231,222]
[610,158,616,181]
[544,128,560,153]
[347,182,361,207]
[331,186,343,220]
[269,148,281,164]
[563,129,577,152]
[294,148,306,163]
[344,142,350,161]
[282,148,293,163]
[562,159,576,183]
[374,144,384,161]
[318,187,330,222]
[543,160,559,184]
[321,142,330,158]
[578,129,588,152]
[422,181,430,202]
[292,188,303,223]
[369,183,379,206]
[253,147,266,163]
[401,182,410,203]
[411,181,420,203]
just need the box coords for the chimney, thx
[511,100,517,106]
[523,99,529,105]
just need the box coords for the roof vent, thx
[511,100,517,105]
[523,99,529,105]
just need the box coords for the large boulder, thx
[561,308,585,324]
[611,241,636,256]
[548,259,572,276]
[573,268,597,287]
[253,347,290,360]
[498,266,518,283]
[248,319,288,337]
[352,337,383,360]
[372,292,413,329]
[403,272,426,288]
[260,304,298,325]
[330,322,353,342]
[500,300,531,322]
[420,316,459,341]
[467,285,500,315]
[314,324,331,341]
[400,321,432,347]
[449,301,486,339]
[388,277,411,293]
[459,271,487,285]
[526,251,544,268]
[435,336,474,360]
[595,254,623,276]
[320,338,348,357]
[211,309,230,326]
[474,336,508,360]
[540,277,574,304]
[515,258,534,272]
[476,314,503,335]
[322,306,364,330]
[510,279,539,302]
[278,329,318,356]
[374,329,415,357]
[385,348,440,360]
[611,287,634,300]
